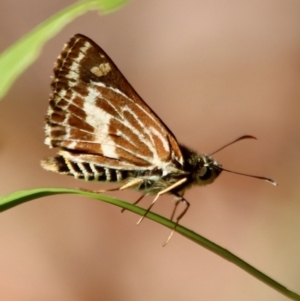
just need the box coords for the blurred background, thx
[0,0,299,300]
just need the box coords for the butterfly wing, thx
[44,34,183,171]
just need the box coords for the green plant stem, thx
[0,187,299,301]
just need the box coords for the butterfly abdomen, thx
[41,155,182,193]
[41,155,130,182]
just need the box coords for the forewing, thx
[45,34,183,170]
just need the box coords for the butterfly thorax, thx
[121,146,223,194]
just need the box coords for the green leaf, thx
[0,0,130,99]
[0,188,299,301]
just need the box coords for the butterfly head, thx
[195,155,222,186]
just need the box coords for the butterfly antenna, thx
[220,167,278,186]
[209,135,277,186]
[209,135,257,156]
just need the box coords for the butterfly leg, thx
[136,193,160,225]
[163,193,190,247]
[169,193,185,221]
[121,194,145,213]
[136,177,188,225]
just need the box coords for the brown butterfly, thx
[41,34,277,245]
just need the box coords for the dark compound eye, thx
[198,167,212,181]
[198,167,207,177]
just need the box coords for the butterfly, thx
[41,34,276,245]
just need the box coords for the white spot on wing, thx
[58,89,67,98]
[83,87,118,159]
[67,141,77,148]
[44,137,51,146]
[91,63,111,77]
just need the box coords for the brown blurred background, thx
[0,0,299,300]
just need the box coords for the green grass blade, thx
[0,187,299,301]
[96,0,129,11]
[0,0,130,99]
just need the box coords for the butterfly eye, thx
[198,167,208,177]
[198,165,214,181]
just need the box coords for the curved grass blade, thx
[0,187,299,301]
